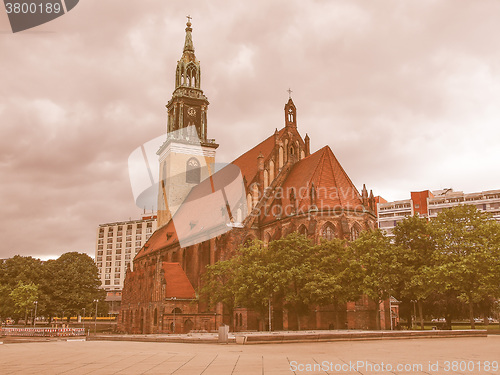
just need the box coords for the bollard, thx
[218,325,229,344]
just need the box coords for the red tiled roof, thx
[232,128,286,184]
[162,263,196,299]
[135,219,178,259]
[263,146,364,223]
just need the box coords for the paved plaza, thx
[1,336,499,374]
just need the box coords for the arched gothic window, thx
[320,223,336,241]
[350,226,360,241]
[298,225,308,236]
[186,158,200,183]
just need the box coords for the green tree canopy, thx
[431,205,500,328]
[351,229,401,329]
[393,214,436,328]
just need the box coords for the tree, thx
[431,205,500,329]
[393,214,436,329]
[43,252,105,320]
[201,258,238,329]
[9,281,38,326]
[304,238,363,329]
[0,256,43,323]
[351,229,400,330]
[266,233,316,330]
[233,239,274,328]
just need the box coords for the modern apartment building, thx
[95,213,157,314]
[377,189,500,236]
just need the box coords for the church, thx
[118,20,390,334]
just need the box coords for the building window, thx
[125,254,131,260]
[105,280,110,285]
[106,256,112,261]
[136,235,141,241]
[97,251,103,256]
[116,249,122,254]
[135,241,141,247]
[350,226,360,241]
[320,223,335,241]
[115,255,121,260]
[186,158,201,184]
[107,244,112,249]
[107,238,113,243]
[98,245,103,250]
[115,261,121,266]
[97,256,102,262]
[106,261,112,267]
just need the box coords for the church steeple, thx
[157,18,218,228]
[166,17,216,147]
[284,97,297,128]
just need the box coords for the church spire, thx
[183,16,194,53]
[165,18,216,148]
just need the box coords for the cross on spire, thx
[287,88,293,99]
[186,15,192,23]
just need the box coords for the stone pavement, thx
[1,336,499,374]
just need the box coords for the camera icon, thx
[128,126,247,247]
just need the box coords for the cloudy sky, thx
[1,0,499,260]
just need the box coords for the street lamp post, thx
[94,299,99,335]
[82,308,86,331]
[411,300,417,329]
[33,301,38,328]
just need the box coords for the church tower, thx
[157,18,218,228]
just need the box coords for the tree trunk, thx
[418,300,424,330]
[483,312,489,327]
[445,313,452,330]
[406,304,412,329]
[469,302,475,329]
[376,300,381,330]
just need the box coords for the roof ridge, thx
[311,146,329,187]
[323,146,362,203]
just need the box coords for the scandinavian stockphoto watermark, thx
[3,0,79,33]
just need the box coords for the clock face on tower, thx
[187,107,197,117]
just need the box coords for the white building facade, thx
[95,214,157,291]
[377,189,500,236]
